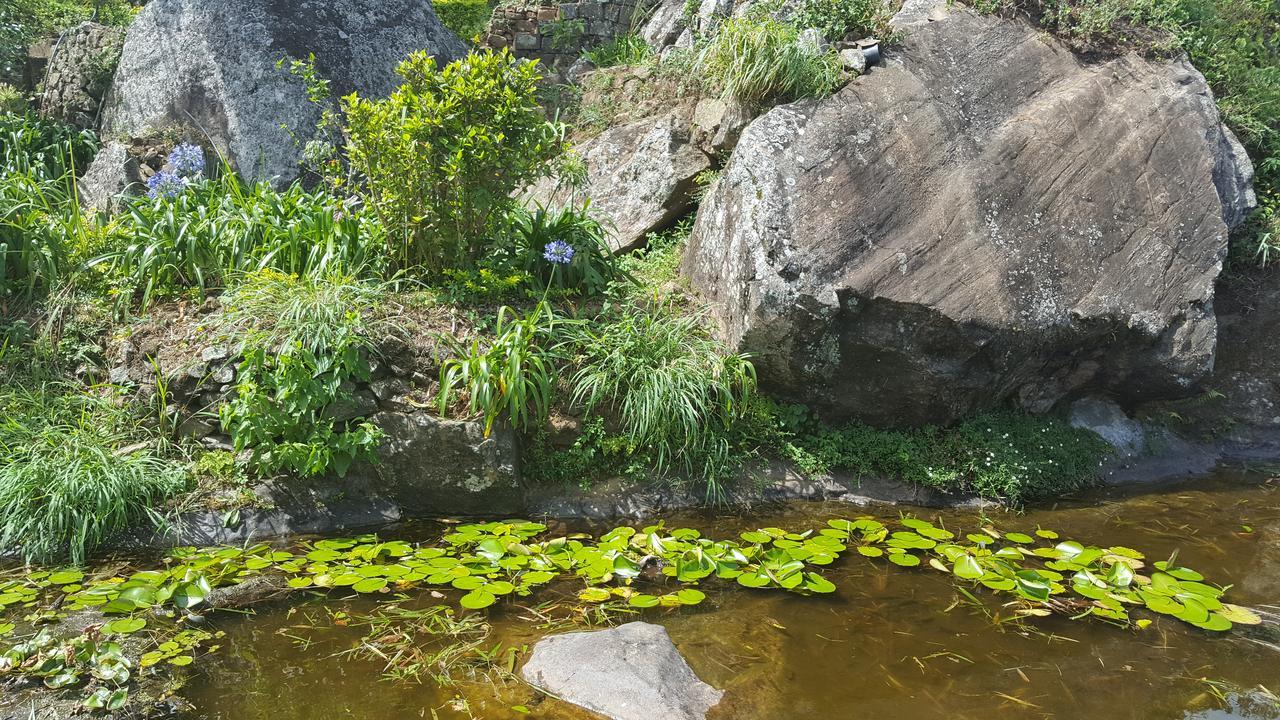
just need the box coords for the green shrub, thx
[342,50,566,275]
[438,302,560,436]
[754,400,1112,505]
[434,0,494,42]
[694,17,843,105]
[0,385,187,565]
[793,0,896,41]
[582,34,653,68]
[97,175,384,308]
[218,270,395,477]
[567,299,756,493]
[509,203,628,296]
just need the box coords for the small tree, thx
[342,50,565,275]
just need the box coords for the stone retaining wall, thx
[484,0,650,67]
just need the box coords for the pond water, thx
[168,471,1280,719]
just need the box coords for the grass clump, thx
[0,385,187,565]
[582,34,653,68]
[438,302,561,437]
[567,298,756,496]
[694,16,843,105]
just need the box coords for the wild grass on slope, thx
[0,385,187,565]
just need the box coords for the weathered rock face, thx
[529,110,711,252]
[91,0,466,190]
[38,22,126,129]
[684,9,1255,427]
[521,622,723,720]
[369,411,523,515]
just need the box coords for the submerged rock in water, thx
[684,8,1255,427]
[521,622,723,720]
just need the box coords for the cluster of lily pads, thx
[0,516,1263,710]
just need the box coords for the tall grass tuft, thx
[438,303,560,437]
[582,34,653,68]
[0,114,98,306]
[568,298,756,496]
[694,17,843,106]
[0,385,187,565]
[97,175,384,309]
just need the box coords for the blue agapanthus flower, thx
[147,171,189,199]
[543,240,575,265]
[167,142,206,177]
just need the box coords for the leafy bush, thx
[218,270,395,477]
[434,0,494,41]
[792,0,896,41]
[510,203,628,296]
[694,17,843,105]
[97,175,383,308]
[342,50,566,275]
[0,385,188,564]
[438,302,560,436]
[582,34,653,68]
[567,299,756,493]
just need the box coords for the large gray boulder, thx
[684,9,1255,427]
[87,0,466,191]
[528,111,711,253]
[521,622,723,720]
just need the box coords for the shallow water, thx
[178,470,1280,720]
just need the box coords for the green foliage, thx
[0,83,25,114]
[342,49,565,275]
[546,19,587,50]
[567,299,756,492]
[434,0,495,42]
[694,16,843,105]
[0,385,187,565]
[217,270,394,477]
[438,302,560,436]
[1176,0,1279,265]
[792,0,896,42]
[98,175,383,309]
[510,203,628,296]
[750,399,1112,505]
[582,33,653,67]
[0,114,98,306]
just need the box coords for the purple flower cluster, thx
[146,171,190,199]
[543,240,575,265]
[168,142,206,177]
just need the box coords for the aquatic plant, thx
[0,514,1265,715]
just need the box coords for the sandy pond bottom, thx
[177,471,1280,720]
